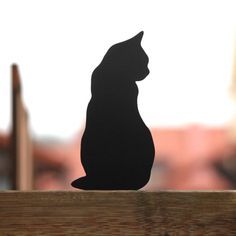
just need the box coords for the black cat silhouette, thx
[71,31,155,190]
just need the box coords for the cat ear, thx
[133,31,144,44]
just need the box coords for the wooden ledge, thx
[0,191,236,235]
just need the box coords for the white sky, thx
[0,0,235,140]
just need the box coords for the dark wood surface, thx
[0,191,236,235]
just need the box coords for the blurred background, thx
[1,0,236,190]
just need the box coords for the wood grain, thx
[0,191,236,235]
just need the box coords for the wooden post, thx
[11,64,33,190]
[0,191,236,235]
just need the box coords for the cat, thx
[71,31,155,190]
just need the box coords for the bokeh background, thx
[1,0,236,190]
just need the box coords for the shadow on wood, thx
[0,191,236,235]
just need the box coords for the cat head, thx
[95,31,149,82]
